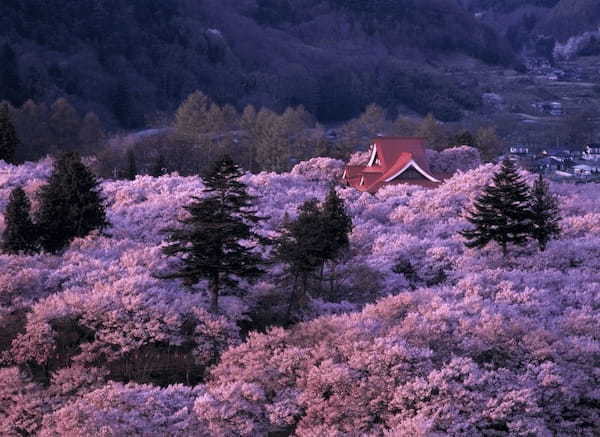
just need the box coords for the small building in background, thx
[343,137,443,193]
[583,144,600,161]
[509,146,530,155]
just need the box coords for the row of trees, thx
[108,92,504,180]
[1,88,503,180]
[1,152,108,254]
[2,98,105,162]
[159,156,352,315]
[462,159,561,256]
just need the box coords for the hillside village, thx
[505,143,600,183]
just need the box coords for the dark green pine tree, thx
[125,149,137,180]
[529,173,561,251]
[275,199,329,318]
[0,103,20,164]
[275,189,351,317]
[1,187,38,254]
[321,186,352,263]
[461,159,532,256]
[35,152,108,253]
[161,156,265,313]
[319,186,352,292]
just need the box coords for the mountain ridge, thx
[0,0,513,127]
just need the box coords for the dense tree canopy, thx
[2,154,599,435]
[1,153,599,435]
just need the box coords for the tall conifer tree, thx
[461,159,531,256]
[529,173,561,251]
[275,199,328,316]
[1,187,37,254]
[0,103,20,164]
[35,152,108,253]
[275,189,352,317]
[161,156,265,313]
[321,187,352,262]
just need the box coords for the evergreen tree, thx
[461,159,531,256]
[0,103,20,164]
[319,186,352,293]
[1,187,38,254]
[150,153,167,177]
[321,186,352,267]
[529,173,561,251]
[125,149,137,180]
[35,152,108,253]
[161,156,265,313]
[275,189,352,316]
[275,199,328,317]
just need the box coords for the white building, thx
[583,144,600,161]
[509,146,529,155]
[573,163,600,176]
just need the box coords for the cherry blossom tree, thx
[0,151,599,436]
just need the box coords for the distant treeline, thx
[3,90,507,176]
[6,99,105,163]
[7,86,597,179]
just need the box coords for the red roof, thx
[343,137,444,193]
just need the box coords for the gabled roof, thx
[344,137,443,193]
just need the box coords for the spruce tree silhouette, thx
[529,173,561,251]
[461,159,531,256]
[161,156,266,313]
[1,187,38,254]
[35,152,108,253]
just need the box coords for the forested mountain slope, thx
[467,0,600,55]
[536,0,600,42]
[0,0,513,127]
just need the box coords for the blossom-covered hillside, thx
[1,151,599,436]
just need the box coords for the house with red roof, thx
[343,137,443,193]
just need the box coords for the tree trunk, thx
[301,273,308,305]
[329,262,337,296]
[501,242,508,257]
[286,273,299,324]
[209,276,220,314]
